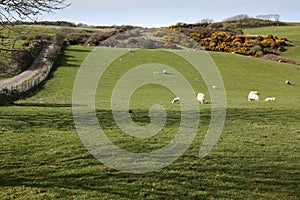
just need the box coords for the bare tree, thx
[200,18,214,24]
[273,14,280,22]
[0,0,70,70]
[223,14,249,22]
[0,0,70,22]
[256,14,280,22]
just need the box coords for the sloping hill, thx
[0,45,299,199]
[211,51,300,106]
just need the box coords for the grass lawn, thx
[0,45,299,199]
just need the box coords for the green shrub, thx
[12,40,49,70]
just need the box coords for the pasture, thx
[0,44,299,199]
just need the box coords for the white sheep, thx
[163,69,168,74]
[172,97,180,104]
[212,85,217,89]
[248,91,259,101]
[265,97,276,101]
[196,93,205,104]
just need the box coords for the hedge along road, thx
[0,66,42,89]
[0,45,59,91]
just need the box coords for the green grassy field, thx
[0,44,299,199]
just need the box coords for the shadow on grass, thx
[54,48,85,68]
[0,107,75,132]
[0,151,298,199]
[0,107,299,198]
[96,108,211,129]
[14,102,72,108]
[225,107,300,124]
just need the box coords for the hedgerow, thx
[157,26,292,57]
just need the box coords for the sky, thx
[41,0,300,27]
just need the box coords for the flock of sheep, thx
[171,92,206,104]
[247,80,292,102]
[153,69,207,105]
[171,80,293,105]
[152,69,207,105]
[130,49,294,105]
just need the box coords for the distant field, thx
[1,24,113,37]
[0,46,299,199]
[243,23,300,63]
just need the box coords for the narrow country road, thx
[0,68,40,89]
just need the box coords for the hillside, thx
[243,23,300,63]
[0,24,127,76]
[0,20,299,199]
[1,46,299,199]
[1,19,298,77]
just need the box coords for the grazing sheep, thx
[285,80,292,85]
[163,70,168,74]
[153,71,159,74]
[196,93,205,104]
[248,91,259,101]
[265,97,276,101]
[212,85,217,89]
[172,97,180,104]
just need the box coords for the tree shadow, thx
[53,48,83,68]
[66,47,92,53]
[14,102,72,107]
[96,108,212,130]
[0,107,75,132]
[0,107,299,199]
[0,150,298,199]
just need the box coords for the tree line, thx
[223,14,280,22]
